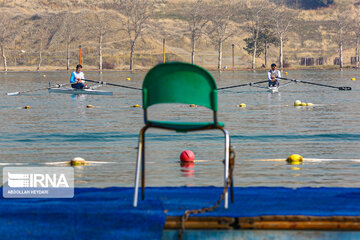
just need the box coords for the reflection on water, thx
[180,162,195,178]
[0,69,359,188]
[72,94,88,116]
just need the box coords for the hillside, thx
[0,0,359,71]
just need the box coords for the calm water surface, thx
[0,69,359,188]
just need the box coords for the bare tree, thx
[272,3,296,68]
[332,3,352,69]
[92,12,112,71]
[0,13,12,71]
[206,0,236,70]
[354,24,360,68]
[112,0,155,71]
[95,13,104,71]
[62,11,81,70]
[242,0,268,70]
[259,27,279,67]
[354,25,360,68]
[180,0,209,64]
[31,14,49,71]
[347,4,360,67]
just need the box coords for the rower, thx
[267,63,281,87]
[70,64,86,89]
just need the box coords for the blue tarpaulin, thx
[1,187,360,239]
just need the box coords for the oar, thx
[6,82,73,96]
[218,80,268,90]
[277,77,351,91]
[83,79,141,90]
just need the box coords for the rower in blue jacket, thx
[70,64,86,89]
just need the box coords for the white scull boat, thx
[268,86,279,93]
[251,81,295,93]
[48,87,113,95]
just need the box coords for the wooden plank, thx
[165,216,360,230]
[237,221,360,230]
[165,217,234,229]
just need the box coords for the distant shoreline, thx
[0,65,358,73]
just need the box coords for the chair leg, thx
[141,127,146,201]
[133,126,147,207]
[221,127,230,209]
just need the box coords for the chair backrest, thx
[142,62,218,111]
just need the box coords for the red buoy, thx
[180,150,195,162]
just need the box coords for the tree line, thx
[0,0,359,71]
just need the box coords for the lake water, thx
[0,69,359,188]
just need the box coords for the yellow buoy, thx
[351,78,356,81]
[86,105,93,108]
[301,102,307,106]
[24,105,31,109]
[239,103,246,108]
[126,77,131,81]
[307,103,313,106]
[71,157,86,166]
[43,75,46,78]
[287,154,303,165]
[284,72,288,75]
[294,100,302,106]
[132,104,141,108]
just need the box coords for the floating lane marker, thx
[180,150,195,163]
[302,158,360,163]
[71,157,86,166]
[252,158,360,163]
[44,161,153,166]
[0,163,30,166]
[193,159,223,163]
[0,161,119,166]
[294,100,302,106]
[43,161,72,165]
[287,154,303,164]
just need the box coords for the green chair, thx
[133,62,233,208]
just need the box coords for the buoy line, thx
[252,158,360,162]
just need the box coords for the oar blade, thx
[339,87,352,91]
[6,92,20,96]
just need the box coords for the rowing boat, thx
[251,83,280,93]
[250,81,295,93]
[267,81,296,93]
[268,86,279,93]
[48,87,113,95]
[217,76,351,93]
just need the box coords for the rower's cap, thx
[271,63,276,67]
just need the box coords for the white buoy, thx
[294,100,301,106]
